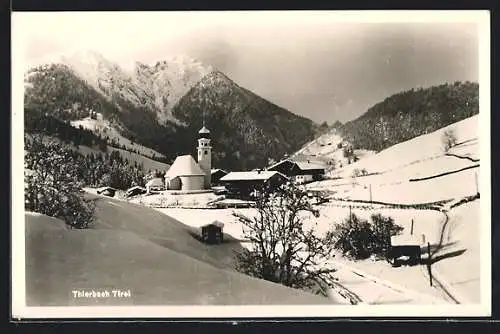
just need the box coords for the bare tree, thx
[233,182,336,295]
[442,129,458,152]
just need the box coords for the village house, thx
[219,170,289,199]
[211,169,228,186]
[267,159,326,184]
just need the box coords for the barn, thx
[164,155,206,191]
[267,159,325,184]
[219,170,289,199]
[211,169,228,186]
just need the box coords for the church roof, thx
[165,155,205,179]
[198,126,211,134]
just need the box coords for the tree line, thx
[339,81,479,152]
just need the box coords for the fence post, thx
[427,241,433,287]
[475,171,479,195]
[410,219,414,235]
[369,184,372,204]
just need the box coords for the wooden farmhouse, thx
[267,159,326,184]
[219,170,289,199]
[211,169,228,186]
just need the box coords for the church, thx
[164,125,212,191]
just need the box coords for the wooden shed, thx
[201,221,224,244]
[389,235,424,266]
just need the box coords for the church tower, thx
[197,122,212,189]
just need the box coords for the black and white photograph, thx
[11,10,491,318]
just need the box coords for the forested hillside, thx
[339,81,479,152]
[25,58,319,170]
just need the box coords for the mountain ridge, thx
[24,51,319,171]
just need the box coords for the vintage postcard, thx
[11,10,491,319]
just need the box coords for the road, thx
[322,260,449,305]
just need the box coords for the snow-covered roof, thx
[220,171,288,182]
[165,155,205,179]
[211,168,228,174]
[146,178,164,187]
[391,235,424,247]
[202,220,225,228]
[127,186,146,192]
[199,126,210,134]
[294,161,326,171]
[268,159,325,171]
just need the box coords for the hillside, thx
[70,113,167,162]
[308,115,479,205]
[24,52,318,171]
[339,81,479,152]
[290,127,376,171]
[25,197,332,306]
[290,81,479,172]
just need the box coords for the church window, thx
[204,150,208,155]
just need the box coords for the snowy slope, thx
[70,113,166,160]
[291,128,376,170]
[76,145,169,173]
[432,200,481,303]
[332,115,478,179]
[307,115,479,205]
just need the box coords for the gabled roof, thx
[211,168,228,175]
[220,171,288,182]
[294,161,326,171]
[165,155,205,179]
[268,159,325,171]
[267,159,294,170]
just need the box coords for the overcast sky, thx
[14,11,482,123]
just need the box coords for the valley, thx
[21,50,483,308]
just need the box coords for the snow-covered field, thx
[152,115,482,304]
[157,204,451,304]
[158,205,443,248]
[432,200,481,303]
[330,115,478,179]
[291,129,376,169]
[308,115,480,205]
[129,191,221,208]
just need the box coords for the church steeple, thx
[197,116,212,189]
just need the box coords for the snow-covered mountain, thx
[24,51,319,171]
[132,56,213,124]
[55,50,213,124]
